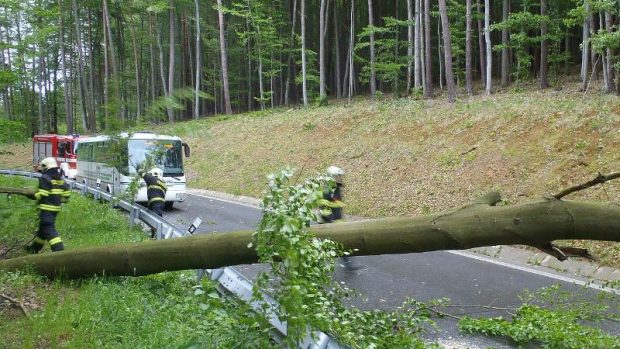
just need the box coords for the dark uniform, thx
[139,170,167,217]
[319,183,345,223]
[319,182,362,271]
[27,168,71,253]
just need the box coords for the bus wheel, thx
[165,201,174,210]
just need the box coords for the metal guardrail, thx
[0,168,346,349]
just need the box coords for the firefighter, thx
[319,166,363,271]
[137,167,167,217]
[26,157,71,253]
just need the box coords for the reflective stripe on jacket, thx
[37,169,70,212]
[141,173,167,205]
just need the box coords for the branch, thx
[0,187,36,200]
[554,172,620,199]
[0,293,30,319]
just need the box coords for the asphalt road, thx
[164,193,620,348]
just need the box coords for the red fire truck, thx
[32,134,81,178]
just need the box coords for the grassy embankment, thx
[1,83,619,266]
[0,176,274,348]
[161,84,620,267]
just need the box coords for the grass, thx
[0,176,275,349]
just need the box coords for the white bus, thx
[75,132,190,208]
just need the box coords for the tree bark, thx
[4,194,620,279]
[465,0,473,96]
[367,0,377,97]
[423,0,432,97]
[333,0,342,98]
[438,0,456,102]
[284,0,298,105]
[216,0,232,114]
[193,0,200,119]
[484,0,492,95]
[167,0,175,122]
[103,0,122,123]
[604,11,615,93]
[348,0,355,102]
[58,0,73,133]
[581,1,590,91]
[406,0,414,93]
[539,0,549,89]
[476,0,486,86]
[501,0,509,88]
[130,25,142,120]
[71,0,94,132]
[300,0,308,106]
[319,0,327,102]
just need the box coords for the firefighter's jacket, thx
[140,172,167,205]
[35,168,71,212]
[319,183,345,223]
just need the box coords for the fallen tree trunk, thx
[0,187,36,200]
[2,192,620,279]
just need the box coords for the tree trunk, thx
[604,11,615,93]
[131,24,142,120]
[319,0,327,102]
[301,0,308,106]
[484,0,492,95]
[423,0,432,97]
[539,0,549,89]
[476,0,486,86]
[465,0,473,96]
[419,0,427,95]
[167,1,175,122]
[438,0,456,102]
[5,193,620,279]
[193,0,200,119]
[284,0,298,106]
[348,0,355,102]
[216,0,232,114]
[103,0,122,123]
[407,0,414,93]
[581,2,590,91]
[58,0,73,134]
[367,0,377,97]
[71,0,93,132]
[37,49,44,134]
[333,0,342,98]
[501,0,509,88]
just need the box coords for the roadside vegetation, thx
[2,172,620,348]
[0,176,275,348]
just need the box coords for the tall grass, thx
[0,176,275,348]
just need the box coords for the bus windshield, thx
[128,139,184,176]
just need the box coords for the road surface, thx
[164,193,620,348]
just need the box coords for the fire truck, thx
[32,134,81,179]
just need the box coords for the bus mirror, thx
[182,142,190,157]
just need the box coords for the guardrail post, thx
[128,207,137,226]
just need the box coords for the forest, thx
[0,0,619,136]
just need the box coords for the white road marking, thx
[448,250,620,295]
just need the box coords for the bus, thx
[32,134,80,178]
[75,132,190,208]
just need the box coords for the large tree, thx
[3,173,620,279]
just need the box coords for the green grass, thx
[0,176,275,349]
